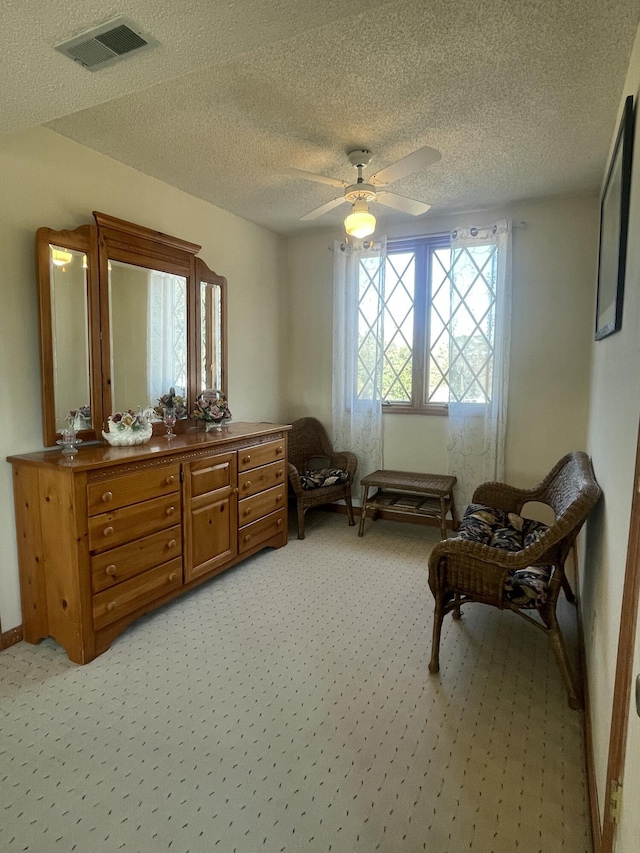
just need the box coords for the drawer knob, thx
[101,491,113,503]
[276,494,283,503]
[168,571,178,582]
[105,564,117,576]
[165,475,175,485]
[275,469,283,478]
[103,526,114,537]
[244,534,251,543]
[277,518,283,527]
[166,506,176,516]
[167,539,177,549]
[106,601,117,612]
[243,480,251,490]
[276,446,283,454]
[242,455,252,464]
[243,508,251,516]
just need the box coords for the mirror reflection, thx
[109,260,188,415]
[50,244,91,431]
[201,281,222,392]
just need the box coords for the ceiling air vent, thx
[54,17,159,71]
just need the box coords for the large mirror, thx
[108,260,188,415]
[50,246,91,426]
[37,214,227,446]
[37,225,100,444]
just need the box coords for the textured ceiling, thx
[3,0,640,235]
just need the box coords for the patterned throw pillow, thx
[460,504,549,551]
[299,468,350,491]
[457,503,552,609]
[456,505,502,545]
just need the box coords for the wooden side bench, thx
[358,470,458,540]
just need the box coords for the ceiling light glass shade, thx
[344,200,376,238]
[51,248,73,268]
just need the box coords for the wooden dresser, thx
[8,422,289,664]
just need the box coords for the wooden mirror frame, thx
[37,224,101,446]
[37,213,228,446]
[196,256,228,396]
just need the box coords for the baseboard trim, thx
[584,692,601,853]
[1,625,23,651]
[573,547,601,852]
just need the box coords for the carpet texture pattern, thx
[1,512,591,852]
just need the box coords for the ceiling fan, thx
[284,145,441,237]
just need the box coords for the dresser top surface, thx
[8,422,290,472]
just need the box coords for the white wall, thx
[284,196,597,488]
[584,22,640,845]
[0,126,286,632]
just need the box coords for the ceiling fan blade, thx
[376,191,431,216]
[370,145,441,186]
[300,196,348,220]
[284,167,348,189]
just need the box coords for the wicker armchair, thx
[288,417,357,539]
[428,452,601,709]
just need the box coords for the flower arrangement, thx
[154,387,187,419]
[192,390,232,430]
[102,409,153,446]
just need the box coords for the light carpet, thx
[1,512,591,853]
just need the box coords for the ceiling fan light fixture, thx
[344,199,376,239]
[51,248,74,268]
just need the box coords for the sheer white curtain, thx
[147,271,187,405]
[332,238,386,500]
[446,220,512,512]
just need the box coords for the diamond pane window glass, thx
[381,251,415,403]
[356,235,499,410]
[357,255,385,400]
[444,244,496,403]
[427,248,452,404]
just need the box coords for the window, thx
[356,234,500,412]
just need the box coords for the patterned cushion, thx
[457,504,551,608]
[505,565,552,608]
[299,468,350,491]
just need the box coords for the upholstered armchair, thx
[427,452,601,709]
[288,417,357,539]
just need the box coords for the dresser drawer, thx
[93,558,183,630]
[239,509,286,554]
[91,525,182,593]
[238,460,286,498]
[238,484,286,526]
[87,464,180,515]
[238,439,286,472]
[188,452,235,499]
[89,494,181,552]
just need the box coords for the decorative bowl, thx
[102,424,153,446]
